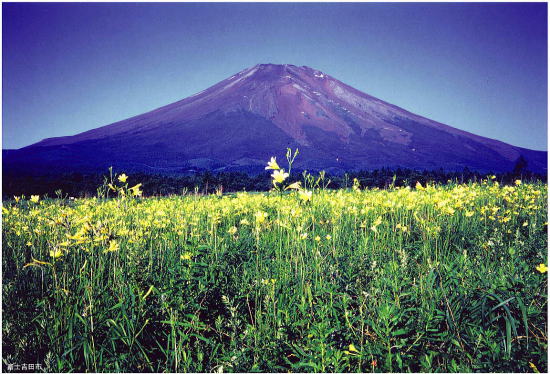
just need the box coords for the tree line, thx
[2,163,545,199]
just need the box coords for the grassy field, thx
[2,165,548,372]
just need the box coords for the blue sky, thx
[2,2,547,150]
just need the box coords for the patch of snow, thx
[292,83,307,92]
[331,82,398,119]
[240,66,258,80]
[189,89,206,98]
[221,67,258,91]
[286,65,304,76]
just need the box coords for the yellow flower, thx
[348,344,359,353]
[104,240,119,253]
[529,362,540,373]
[300,233,308,240]
[271,169,289,184]
[118,173,128,183]
[396,223,409,233]
[228,226,238,235]
[181,252,193,261]
[522,221,528,227]
[30,195,40,203]
[445,207,455,215]
[298,190,312,202]
[255,211,268,224]
[371,216,382,232]
[465,211,474,217]
[265,157,280,170]
[326,234,332,240]
[415,181,424,190]
[314,236,321,242]
[129,183,143,197]
[14,196,20,203]
[515,179,522,186]
[26,241,32,247]
[535,263,548,273]
[261,278,276,286]
[49,249,63,259]
[285,181,302,190]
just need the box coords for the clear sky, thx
[2,2,547,150]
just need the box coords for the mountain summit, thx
[4,64,546,174]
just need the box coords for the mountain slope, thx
[4,64,547,175]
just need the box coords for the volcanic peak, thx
[6,63,546,175]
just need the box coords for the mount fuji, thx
[3,64,546,175]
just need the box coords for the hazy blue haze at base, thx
[2,3,547,150]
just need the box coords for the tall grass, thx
[2,176,547,372]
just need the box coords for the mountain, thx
[3,63,547,175]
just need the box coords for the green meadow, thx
[2,160,547,372]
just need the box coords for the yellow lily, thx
[536,263,548,273]
[271,169,289,184]
[265,157,280,170]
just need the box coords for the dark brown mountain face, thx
[3,63,546,175]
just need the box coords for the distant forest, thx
[2,161,545,199]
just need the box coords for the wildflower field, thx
[2,155,548,372]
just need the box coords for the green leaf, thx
[516,296,529,348]
[392,329,409,337]
[505,318,512,358]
